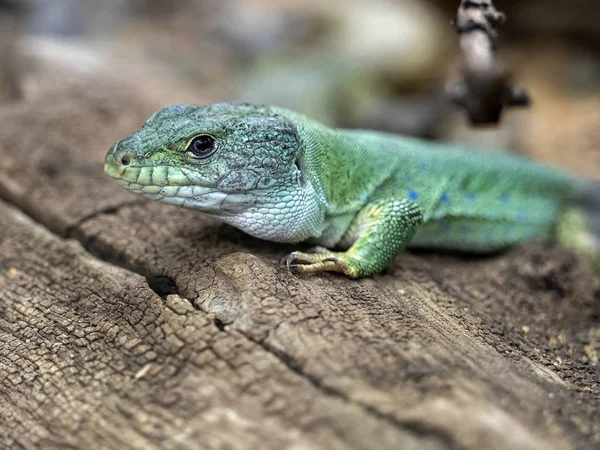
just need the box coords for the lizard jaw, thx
[104,160,215,187]
[105,159,258,215]
[115,180,256,214]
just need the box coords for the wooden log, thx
[0,73,598,449]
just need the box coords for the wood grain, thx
[0,74,598,450]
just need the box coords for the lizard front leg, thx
[281,199,423,278]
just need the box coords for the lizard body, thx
[105,102,600,278]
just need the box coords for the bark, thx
[0,74,598,450]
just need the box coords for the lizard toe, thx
[279,250,360,278]
[280,252,298,270]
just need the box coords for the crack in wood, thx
[63,200,148,239]
[239,330,457,449]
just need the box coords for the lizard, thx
[104,102,600,278]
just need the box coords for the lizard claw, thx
[287,264,304,273]
[279,253,307,274]
[280,252,298,270]
[280,251,322,273]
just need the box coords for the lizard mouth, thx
[105,159,256,214]
[104,155,212,187]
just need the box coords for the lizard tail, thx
[556,180,600,274]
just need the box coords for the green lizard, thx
[104,102,600,278]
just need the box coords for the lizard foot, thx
[280,250,360,278]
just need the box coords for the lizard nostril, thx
[110,142,135,167]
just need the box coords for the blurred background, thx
[1,0,599,178]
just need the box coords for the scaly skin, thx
[104,102,599,278]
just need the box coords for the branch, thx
[447,0,530,125]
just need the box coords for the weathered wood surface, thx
[0,74,599,450]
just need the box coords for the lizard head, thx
[104,102,305,215]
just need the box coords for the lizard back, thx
[291,116,577,251]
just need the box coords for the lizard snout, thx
[105,142,136,179]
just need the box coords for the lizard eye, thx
[187,135,216,158]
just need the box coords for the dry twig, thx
[447,0,530,125]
